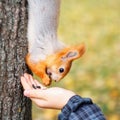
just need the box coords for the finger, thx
[24,73,39,89]
[29,74,38,89]
[24,89,46,99]
[20,76,32,90]
[24,73,35,89]
[28,97,49,109]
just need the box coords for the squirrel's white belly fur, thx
[27,0,64,62]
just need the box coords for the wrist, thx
[60,92,76,110]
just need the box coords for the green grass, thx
[33,0,120,120]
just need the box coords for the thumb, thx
[24,89,45,99]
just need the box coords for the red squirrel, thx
[26,0,85,86]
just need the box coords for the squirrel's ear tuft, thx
[61,44,85,61]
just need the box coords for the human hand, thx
[21,73,75,109]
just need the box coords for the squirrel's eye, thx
[59,68,64,73]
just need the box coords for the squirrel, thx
[26,0,85,86]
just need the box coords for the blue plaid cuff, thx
[58,95,106,120]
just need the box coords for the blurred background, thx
[32,0,120,119]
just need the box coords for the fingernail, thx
[24,90,30,96]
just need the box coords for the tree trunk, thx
[0,0,32,120]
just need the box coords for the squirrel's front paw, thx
[42,75,51,86]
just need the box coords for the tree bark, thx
[0,0,32,120]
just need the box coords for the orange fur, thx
[26,54,51,86]
[26,44,85,86]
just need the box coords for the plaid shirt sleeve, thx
[58,95,106,120]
